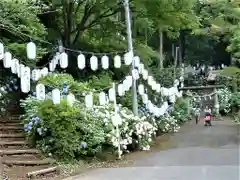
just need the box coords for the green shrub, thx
[171,98,190,124]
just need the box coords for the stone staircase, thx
[0,105,59,179]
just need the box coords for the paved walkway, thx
[63,118,240,180]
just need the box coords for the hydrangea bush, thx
[20,73,190,161]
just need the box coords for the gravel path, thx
[63,118,240,180]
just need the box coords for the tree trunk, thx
[159,29,163,69]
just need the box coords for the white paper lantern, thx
[99,92,106,105]
[156,84,161,93]
[3,52,12,68]
[21,66,31,93]
[90,56,98,71]
[142,94,148,104]
[151,81,157,90]
[108,88,115,101]
[112,114,122,126]
[60,52,68,68]
[126,76,132,87]
[118,84,124,96]
[174,79,179,87]
[114,55,121,68]
[133,56,140,67]
[31,69,40,81]
[0,43,4,60]
[52,89,61,104]
[67,93,75,106]
[27,42,36,59]
[36,83,45,100]
[40,67,48,77]
[124,52,133,65]
[147,76,153,86]
[138,63,144,74]
[49,60,56,72]
[123,79,130,91]
[11,58,18,74]
[18,64,25,78]
[132,69,139,80]
[85,93,93,108]
[138,84,144,95]
[53,55,59,66]
[101,55,109,69]
[143,70,148,80]
[77,54,86,69]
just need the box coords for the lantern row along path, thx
[62,117,240,180]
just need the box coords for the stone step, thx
[0,140,28,146]
[0,133,25,138]
[0,120,21,124]
[0,122,22,126]
[0,149,39,155]
[3,158,55,166]
[0,126,23,132]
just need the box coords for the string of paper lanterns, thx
[186,91,215,101]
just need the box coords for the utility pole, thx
[123,0,138,116]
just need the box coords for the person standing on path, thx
[194,106,201,124]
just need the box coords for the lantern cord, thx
[63,47,127,56]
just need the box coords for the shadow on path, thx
[64,118,240,180]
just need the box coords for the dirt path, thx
[62,118,240,180]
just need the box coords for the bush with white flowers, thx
[20,73,190,161]
[217,87,232,114]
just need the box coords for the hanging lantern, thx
[53,55,59,66]
[174,79,179,87]
[101,55,109,69]
[123,79,130,91]
[85,93,93,108]
[114,55,121,68]
[108,88,115,101]
[152,81,157,91]
[132,69,139,80]
[40,67,48,77]
[142,94,148,104]
[11,59,18,74]
[67,93,75,106]
[18,64,25,78]
[0,42,4,60]
[133,56,140,67]
[3,52,12,68]
[36,83,45,100]
[20,66,31,93]
[126,76,132,87]
[60,52,68,68]
[118,84,124,96]
[147,76,153,86]
[156,84,161,93]
[138,84,144,95]
[77,54,86,69]
[90,55,98,71]
[32,69,40,81]
[99,92,106,105]
[138,63,144,74]
[27,42,36,59]
[124,52,132,65]
[143,70,148,80]
[52,89,61,104]
[49,60,56,72]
